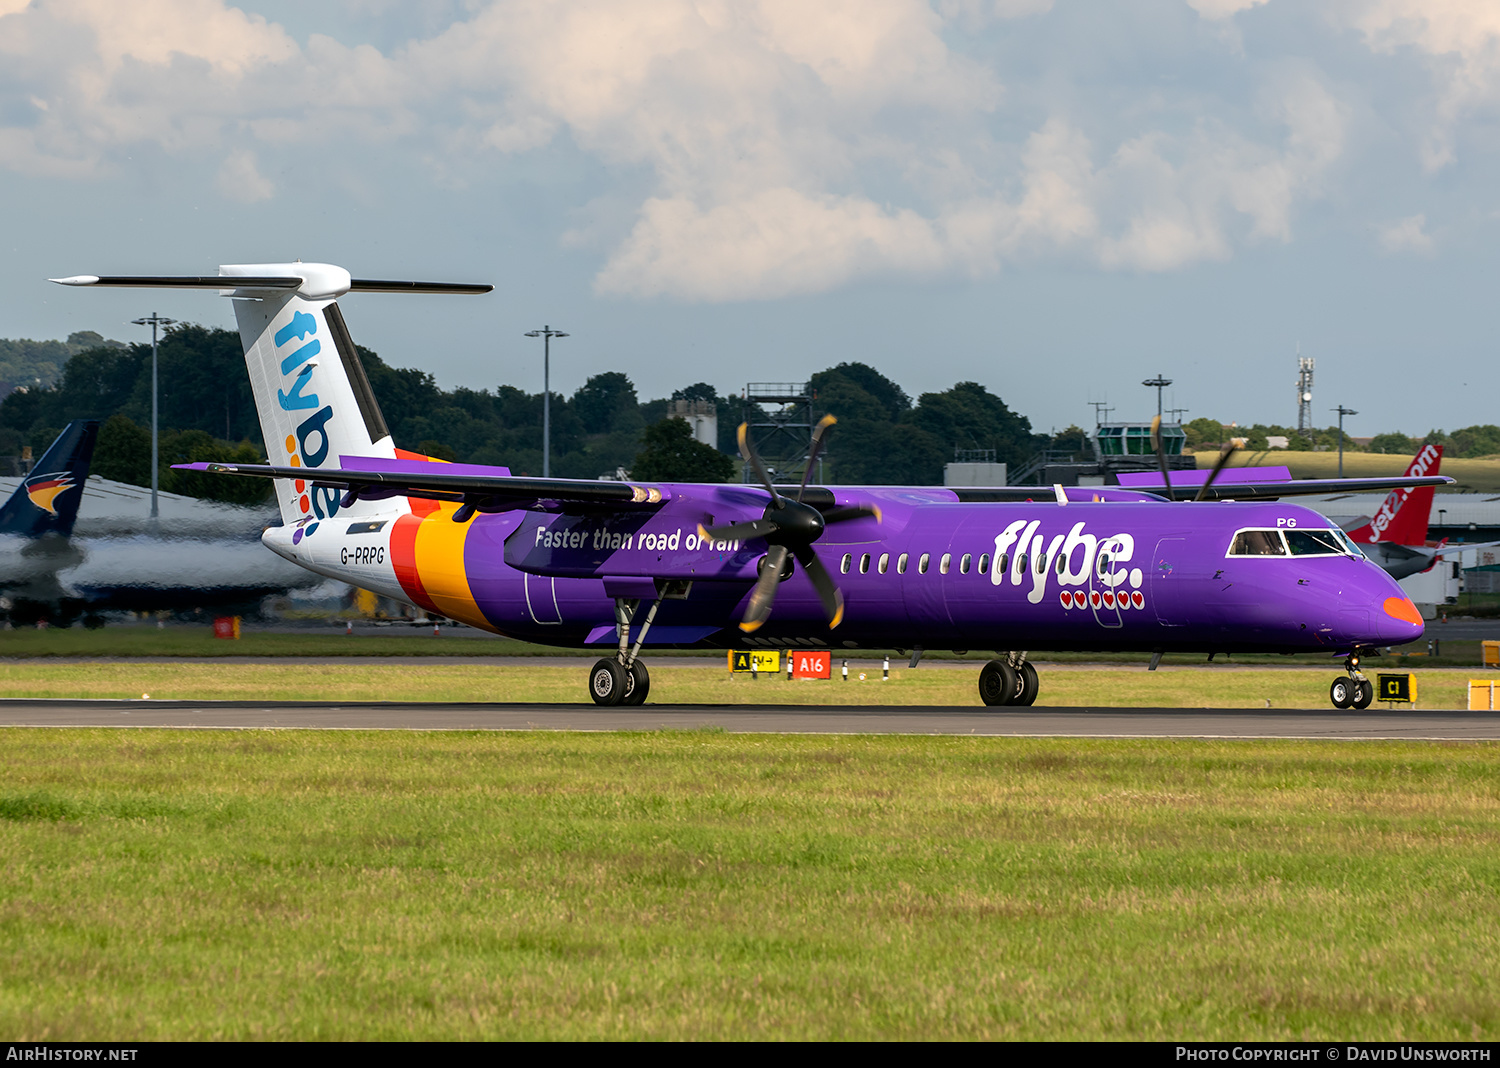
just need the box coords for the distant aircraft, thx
[1334,445,1496,580]
[55,263,1450,708]
[0,421,96,623]
[0,420,318,625]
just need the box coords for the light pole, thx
[131,312,177,519]
[524,325,568,477]
[1142,375,1172,419]
[1331,404,1357,478]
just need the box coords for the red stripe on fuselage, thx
[388,449,450,612]
[391,488,441,614]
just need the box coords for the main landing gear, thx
[979,652,1039,707]
[1329,649,1373,710]
[588,582,691,706]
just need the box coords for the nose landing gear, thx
[1330,650,1373,709]
[979,652,1038,707]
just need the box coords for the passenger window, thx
[1016,553,1027,574]
[1035,552,1047,574]
[1054,552,1066,574]
[897,553,908,574]
[940,553,952,575]
[841,553,852,573]
[919,553,930,574]
[859,553,871,574]
[1097,553,1111,576]
[960,553,972,574]
[1286,530,1345,556]
[1230,530,1287,556]
[978,553,990,575]
[878,553,890,574]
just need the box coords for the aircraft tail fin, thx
[1347,444,1443,546]
[51,264,491,531]
[0,420,98,539]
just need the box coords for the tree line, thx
[0,325,1045,499]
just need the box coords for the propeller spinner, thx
[698,416,879,633]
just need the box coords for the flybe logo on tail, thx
[24,472,75,516]
[274,308,342,541]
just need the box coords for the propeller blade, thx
[737,422,780,500]
[820,503,882,525]
[1194,438,1243,502]
[1150,415,1173,500]
[739,544,790,633]
[797,414,837,503]
[697,518,780,544]
[793,546,845,628]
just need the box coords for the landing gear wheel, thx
[1014,662,1040,706]
[622,661,650,705]
[589,658,627,706]
[979,660,1018,707]
[1352,679,1373,710]
[1330,677,1354,709]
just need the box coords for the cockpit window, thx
[1229,527,1359,558]
[1229,530,1287,556]
[1285,529,1346,556]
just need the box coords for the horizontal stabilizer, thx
[50,275,300,289]
[50,268,492,299]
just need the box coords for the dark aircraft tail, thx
[0,420,99,539]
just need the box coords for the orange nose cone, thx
[1383,596,1423,627]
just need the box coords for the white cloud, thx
[1336,0,1500,170]
[1377,213,1435,254]
[1184,0,1270,19]
[215,149,275,202]
[0,0,1372,297]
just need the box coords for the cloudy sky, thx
[3,0,1498,441]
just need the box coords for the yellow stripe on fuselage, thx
[410,503,488,628]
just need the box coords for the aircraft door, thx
[524,572,562,624]
[1151,537,1188,626]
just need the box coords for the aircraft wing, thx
[1118,475,1453,502]
[172,461,676,515]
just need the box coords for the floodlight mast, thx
[131,312,178,520]
[1332,404,1358,478]
[524,326,569,478]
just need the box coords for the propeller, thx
[1150,415,1173,500]
[1193,438,1243,502]
[698,416,880,633]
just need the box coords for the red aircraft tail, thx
[1345,444,1443,546]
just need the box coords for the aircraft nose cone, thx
[1374,594,1425,646]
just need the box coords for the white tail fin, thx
[50,262,492,529]
[226,264,395,526]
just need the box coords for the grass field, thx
[0,660,1494,707]
[1206,450,1500,493]
[1,729,1496,1040]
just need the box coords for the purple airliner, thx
[52,263,1444,710]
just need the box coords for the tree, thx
[92,414,152,485]
[1367,432,1418,456]
[909,381,1042,472]
[631,418,734,482]
[572,372,641,434]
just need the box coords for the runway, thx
[2,699,1499,738]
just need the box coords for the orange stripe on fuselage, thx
[385,451,487,626]
[408,501,488,628]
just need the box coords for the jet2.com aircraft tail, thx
[1344,444,1443,547]
[0,419,98,539]
[50,265,492,533]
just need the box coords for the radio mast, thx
[1295,348,1314,441]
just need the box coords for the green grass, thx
[0,730,1496,1039]
[0,660,1493,707]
